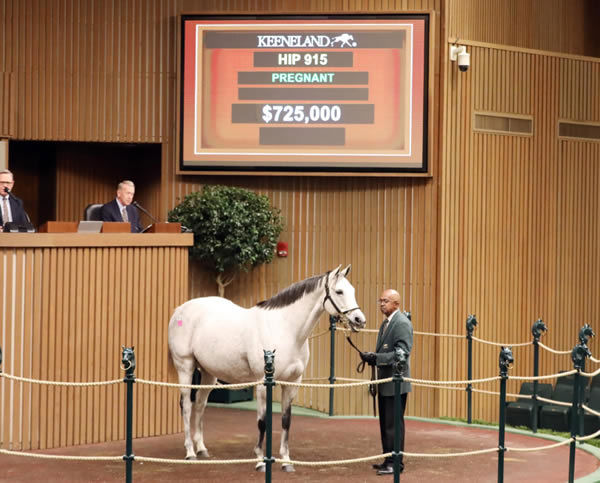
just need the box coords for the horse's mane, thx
[256,273,324,310]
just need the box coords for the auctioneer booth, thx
[0,228,192,450]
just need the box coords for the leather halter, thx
[323,273,361,324]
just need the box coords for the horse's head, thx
[394,346,408,375]
[121,346,136,372]
[263,349,276,375]
[323,265,366,332]
[579,324,595,345]
[531,318,547,340]
[499,346,514,372]
[466,314,478,337]
[572,343,592,370]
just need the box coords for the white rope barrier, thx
[401,447,500,458]
[338,326,585,356]
[335,377,368,383]
[581,366,600,377]
[582,404,600,418]
[510,369,578,381]
[472,388,526,399]
[275,453,391,466]
[0,448,122,461]
[0,373,122,387]
[277,378,392,389]
[576,428,600,441]
[472,336,531,348]
[135,455,262,465]
[412,382,465,391]
[2,365,598,472]
[339,327,464,338]
[507,439,572,452]
[136,379,263,390]
[0,368,584,395]
[275,446,502,466]
[538,342,571,355]
[536,395,572,407]
[405,375,501,385]
[414,331,464,338]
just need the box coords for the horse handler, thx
[360,289,413,475]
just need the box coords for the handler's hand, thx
[360,352,377,366]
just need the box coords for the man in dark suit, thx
[361,289,413,475]
[0,169,30,232]
[101,180,143,233]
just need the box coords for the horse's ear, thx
[332,264,342,277]
[341,264,351,277]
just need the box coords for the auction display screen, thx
[179,16,429,174]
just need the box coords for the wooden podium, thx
[38,221,78,233]
[0,231,193,450]
[101,221,130,233]
[144,222,181,233]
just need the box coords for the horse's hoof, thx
[255,463,266,472]
[282,464,295,472]
[185,455,197,461]
[196,450,210,458]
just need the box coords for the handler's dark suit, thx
[0,194,30,227]
[100,199,142,233]
[374,310,413,470]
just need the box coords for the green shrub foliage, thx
[168,185,284,277]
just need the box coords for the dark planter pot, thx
[208,381,253,404]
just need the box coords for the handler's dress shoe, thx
[377,464,403,475]
[372,462,387,470]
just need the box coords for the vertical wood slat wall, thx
[446,0,600,58]
[0,244,189,450]
[0,0,599,435]
[438,39,600,422]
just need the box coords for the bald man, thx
[361,289,413,475]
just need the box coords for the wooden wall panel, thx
[438,40,600,422]
[0,240,189,450]
[1,0,598,433]
[0,73,16,137]
[446,0,600,57]
[0,0,177,143]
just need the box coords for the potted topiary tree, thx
[168,185,284,297]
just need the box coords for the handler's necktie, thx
[121,207,129,222]
[381,318,389,333]
[2,196,11,223]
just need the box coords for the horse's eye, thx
[335,290,343,295]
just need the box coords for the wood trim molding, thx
[0,233,193,248]
[447,37,600,63]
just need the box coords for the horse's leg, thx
[191,371,216,458]
[280,383,299,472]
[254,384,267,472]
[173,358,197,460]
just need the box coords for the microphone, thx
[132,201,159,223]
[3,186,21,204]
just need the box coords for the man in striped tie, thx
[100,180,143,233]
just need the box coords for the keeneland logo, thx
[256,33,358,48]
